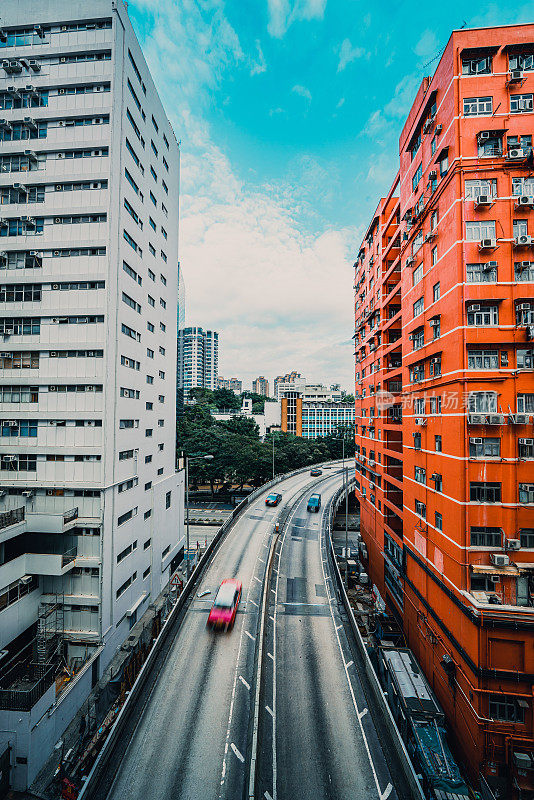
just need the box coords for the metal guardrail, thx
[0,506,24,531]
[0,663,55,712]
[324,482,426,800]
[78,460,334,800]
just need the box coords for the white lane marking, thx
[265,705,274,717]
[269,615,275,622]
[336,624,343,630]
[359,708,368,720]
[381,784,393,800]
[292,536,302,541]
[254,576,262,583]
[265,792,273,800]
[245,630,255,642]
[270,588,276,594]
[249,599,258,607]
[319,522,388,800]
[239,675,250,690]
[345,660,354,669]
[231,743,244,763]
[281,602,326,607]
[267,652,274,660]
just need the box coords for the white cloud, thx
[267,0,327,38]
[132,1,355,389]
[292,83,312,102]
[250,39,267,76]
[414,28,438,57]
[336,37,366,71]
[384,73,420,118]
[336,97,345,109]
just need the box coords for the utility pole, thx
[183,453,213,580]
[342,438,349,588]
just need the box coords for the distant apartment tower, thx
[252,376,269,397]
[0,0,185,789]
[217,376,242,393]
[354,23,534,791]
[280,384,354,439]
[274,371,304,400]
[177,326,218,398]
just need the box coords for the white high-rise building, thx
[0,1,184,789]
[177,326,218,398]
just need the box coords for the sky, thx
[128,0,531,392]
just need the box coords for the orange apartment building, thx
[355,24,534,796]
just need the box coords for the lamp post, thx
[336,435,349,588]
[272,433,275,480]
[184,453,214,580]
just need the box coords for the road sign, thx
[170,572,182,589]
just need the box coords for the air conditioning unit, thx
[515,235,533,247]
[22,490,33,498]
[406,257,415,267]
[469,304,481,312]
[510,414,530,425]
[431,473,440,481]
[479,238,496,250]
[428,169,437,180]
[516,195,534,208]
[29,59,41,72]
[507,148,526,160]
[3,456,16,462]
[23,117,37,129]
[478,131,491,141]
[429,318,439,326]
[431,357,440,364]
[518,303,532,311]
[491,553,510,567]
[13,183,27,192]
[24,150,37,159]
[415,417,427,426]
[470,437,483,444]
[482,261,496,272]
[505,539,521,551]
[509,68,524,83]
[54,217,61,224]
[520,438,534,445]
[489,575,500,584]
[425,232,436,243]
[0,491,5,498]
[5,421,17,426]
[475,194,492,207]
[53,250,60,256]
[487,414,505,425]
[467,414,486,425]
[59,88,66,95]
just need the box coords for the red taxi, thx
[207,579,242,631]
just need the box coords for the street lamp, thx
[336,435,349,588]
[184,452,214,580]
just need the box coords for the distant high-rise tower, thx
[252,376,270,397]
[177,327,219,399]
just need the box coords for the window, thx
[467,305,499,326]
[125,139,144,175]
[120,387,139,399]
[520,529,534,549]
[145,454,152,463]
[468,392,497,413]
[415,499,426,519]
[146,375,154,385]
[151,140,158,158]
[148,269,155,281]
[465,179,497,199]
[119,419,138,429]
[166,490,171,509]
[465,220,496,241]
[489,695,526,723]
[514,219,529,239]
[144,509,152,520]
[463,96,492,116]
[470,482,501,502]
[116,571,137,599]
[470,437,500,458]
[431,247,438,268]
[511,94,533,114]
[162,544,170,558]
[462,56,491,75]
[143,566,151,579]
[149,217,156,231]
[413,297,424,317]
[412,328,424,350]
[414,432,422,450]
[433,282,440,302]
[519,439,534,459]
[412,163,422,192]
[518,349,534,369]
[122,292,141,313]
[117,540,137,563]
[118,507,137,526]
[148,295,155,307]
[515,262,534,282]
[147,322,154,332]
[518,394,534,414]
[123,261,142,285]
[413,264,423,286]
[410,362,425,383]
[149,243,156,257]
[435,512,443,531]
[430,210,438,231]
[471,527,502,547]
[431,135,437,156]
[431,316,441,339]
[510,53,534,72]
[466,262,497,283]
[158,370,165,379]
[478,134,502,158]
[145,428,153,437]
[415,466,426,484]
[119,449,134,461]
[121,355,140,370]
[519,484,534,503]
[439,151,449,177]
[150,166,157,182]
[157,467,164,475]
[468,349,499,369]
[429,355,441,377]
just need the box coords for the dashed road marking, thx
[239,675,250,690]
[254,576,262,583]
[264,792,273,800]
[245,630,255,642]
[267,652,274,660]
[358,708,368,720]
[265,705,274,717]
[231,743,244,763]
[381,783,393,800]
[249,599,258,607]
[345,660,354,669]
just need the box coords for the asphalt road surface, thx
[104,468,409,800]
[105,470,327,800]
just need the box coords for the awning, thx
[461,46,500,60]
[433,145,449,164]
[470,564,519,577]
[518,563,534,573]
[127,592,148,617]
[504,42,534,56]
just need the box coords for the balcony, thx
[0,534,76,583]
[26,506,78,533]
[385,509,403,537]
[0,506,24,531]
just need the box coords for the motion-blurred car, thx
[265,492,282,506]
[207,579,242,630]
[310,468,323,476]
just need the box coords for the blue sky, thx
[128,0,531,391]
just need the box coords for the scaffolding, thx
[35,594,65,677]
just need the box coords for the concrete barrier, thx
[324,483,426,800]
[79,461,337,800]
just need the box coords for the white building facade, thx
[0,1,184,789]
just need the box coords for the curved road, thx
[103,467,409,800]
[105,468,335,800]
